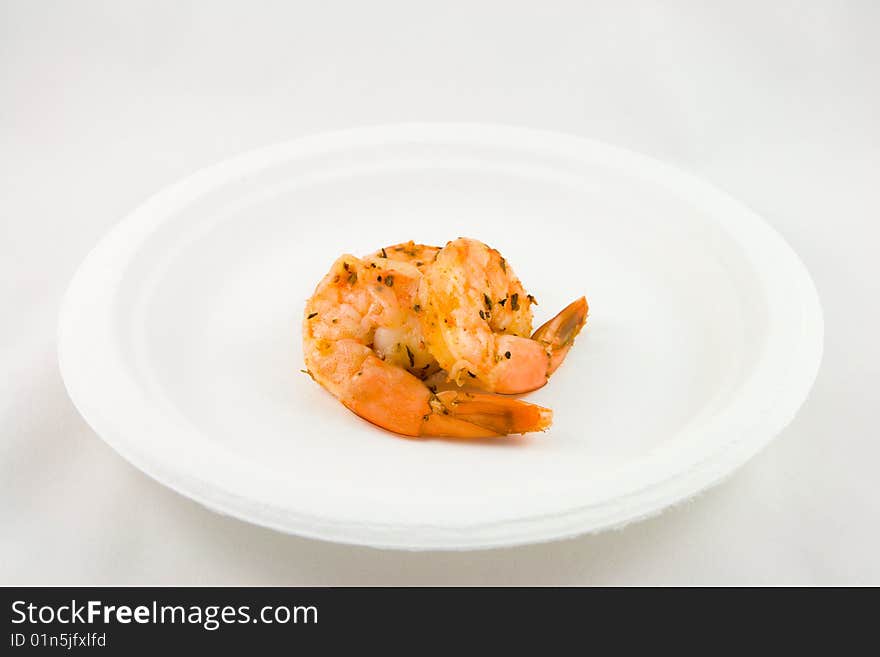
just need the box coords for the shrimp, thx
[302,251,552,437]
[417,238,588,394]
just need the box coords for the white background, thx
[2,1,878,584]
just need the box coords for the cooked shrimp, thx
[418,238,588,394]
[302,252,552,437]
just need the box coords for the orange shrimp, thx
[302,251,552,437]
[417,238,587,394]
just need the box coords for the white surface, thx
[2,0,878,581]
[58,125,823,549]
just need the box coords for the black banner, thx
[1,586,863,651]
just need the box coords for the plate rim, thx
[57,123,824,550]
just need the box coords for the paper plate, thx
[58,124,823,549]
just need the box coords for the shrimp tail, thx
[329,348,551,438]
[423,390,552,437]
[531,296,589,377]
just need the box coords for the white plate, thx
[58,124,823,550]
